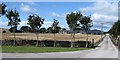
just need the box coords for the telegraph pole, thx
[101,23,104,38]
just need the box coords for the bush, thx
[2,30,6,33]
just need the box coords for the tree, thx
[55,26,61,33]
[2,30,6,33]
[51,19,59,47]
[0,3,7,16]
[62,28,66,31]
[9,27,17,33]
[109,20,120,37]
[66,11,82,48]
[47,27,52,33]
[20,26,31,33]
[108,20,120,47]
[6,9,21,46]
[80,16,93,48]
[27,14,44,46]
[40,27,46,33]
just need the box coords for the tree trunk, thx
[91,39,94,48]
[86,30,88,48]
[71,28,74,48]
[36,40,39,47]
[36,33,39,47]
[54,33,56,47]
[13,29,16,46]
[73,31,75,47]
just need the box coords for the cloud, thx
[80,1,118,17]
[42,21,69,29]
[80,0,118,31]
[18,21,68,29]
[50,12,66,18]
[41,21,53,28]
[0,21,8,28]
[91,13,118,23]
[18,21,29,27]
[0,20,53,29]
[27,2,37,5]
[20,3,37,14]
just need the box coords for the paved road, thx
[118,51,120,60]
[80,35,118,58]
[2,35,118,58]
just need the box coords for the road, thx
[2,35,118,58]
[80,35,118,58]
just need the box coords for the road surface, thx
[2,35,118,58]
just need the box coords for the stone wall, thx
[1,40,92,48]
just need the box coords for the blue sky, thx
[1,1,118,32]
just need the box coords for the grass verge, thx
[1,46,91,53]
[94,36,105,47]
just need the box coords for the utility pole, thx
[101,23,104,38]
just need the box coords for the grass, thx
[0,46,1,52]
[1,46,90,53]
[94,36,105,47]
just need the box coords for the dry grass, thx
[2,33,101,42]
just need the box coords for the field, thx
[0,33,101,53]
[1,33,101,42]
[1,46,90,53]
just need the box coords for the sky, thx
[0,0,119,32]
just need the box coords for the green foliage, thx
[6,9,21,30]
[9,27,17,33]
[27,14,44,32]
[47,26,61,33]
[51,19,60,33]
[27,14,45,46]
[47,27,52,33]
[20,26,31,32]
[109,20,120,37]
[66,11,82,30]
[66,11,83,48]
[66,11,93,31]
[40,27,46,33]
[80,16,93,30]
[1,3,7,15]
[62,28,66,31]
[66,11,93,48]
[6,9,21,46]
